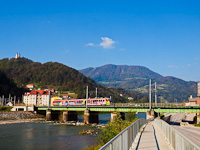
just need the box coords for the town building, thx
[23,90,50,106]
[185,82,200,106]
[26,84,35,90]
[128,97,134,101]
[185,95,200,106]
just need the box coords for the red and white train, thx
[52,98,111,106]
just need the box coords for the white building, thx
[23,90,50,106]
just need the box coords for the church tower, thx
[15,53,21,59]
[15,53,18,59]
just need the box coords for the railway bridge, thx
[36,104,200,124]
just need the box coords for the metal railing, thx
[99,118,147,150]
[154,118,200,150]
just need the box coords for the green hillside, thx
[0,58,147,102]
[80,64,197,102]
[0,70,25,97]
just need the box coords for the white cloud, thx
[86,43,95,46]
[99,37,115,49]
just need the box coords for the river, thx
[0,113,146,150]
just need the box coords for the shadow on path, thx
[152,125,160,150]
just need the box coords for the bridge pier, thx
[146,110,157,120]
[194,114,200,124]
[46,109,52,121]
[84,109,90,124]
[84,109,99,124]
[111,112,125,123]
[63,111,68,122]
[63,111,78,122]
[197,115,200,124]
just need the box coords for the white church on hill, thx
[15,53,21,59]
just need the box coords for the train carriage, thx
[52,98,110,106]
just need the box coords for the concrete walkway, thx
[132,121,171,150]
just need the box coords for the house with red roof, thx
[185,95,200,106]
[185,82,200,106]
[26,84,35,90]
[23,90,50,106]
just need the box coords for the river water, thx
[0,113,146,150]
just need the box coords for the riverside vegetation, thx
[0,106,12,111]
[85,112,137,150]
[194,123,200,127]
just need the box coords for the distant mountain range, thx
[79,64,197,102]
[0,58,148,102]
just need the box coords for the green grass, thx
[194,123,200,127]
[0,106,12,111]
[159,113,164,117]
[134,77,147,80]
[124,78,133,80]
[98,81,111,84]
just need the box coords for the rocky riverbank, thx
[0,118,45,125]
[0,111,45,124]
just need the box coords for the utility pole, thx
[86,86,88,110]
[48,91,51,109]
[174,99,177,105]
[96,87,97,98]
[155,82,157,106]
[149,79,151,110]
[2,95,4,106]
[9,94,11,102]
[14,96,16,106]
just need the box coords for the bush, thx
[126,112,137,122]
[84,145,102,150]
[85,112,138,150]
[0,106,12,111]
[97,112,138,145]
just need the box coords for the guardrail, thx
[99,118,147,150]
[154,118,200,150]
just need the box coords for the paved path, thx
[132,121,171,150]
[172,125,200,147]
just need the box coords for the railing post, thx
[120,134,123,150]
[110,143,113,150]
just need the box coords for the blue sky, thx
[0,0,200,81]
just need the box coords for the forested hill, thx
[0,70,25,97]
[79,64,197,102]
[0,58,147,102]
[80,64,163,82]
